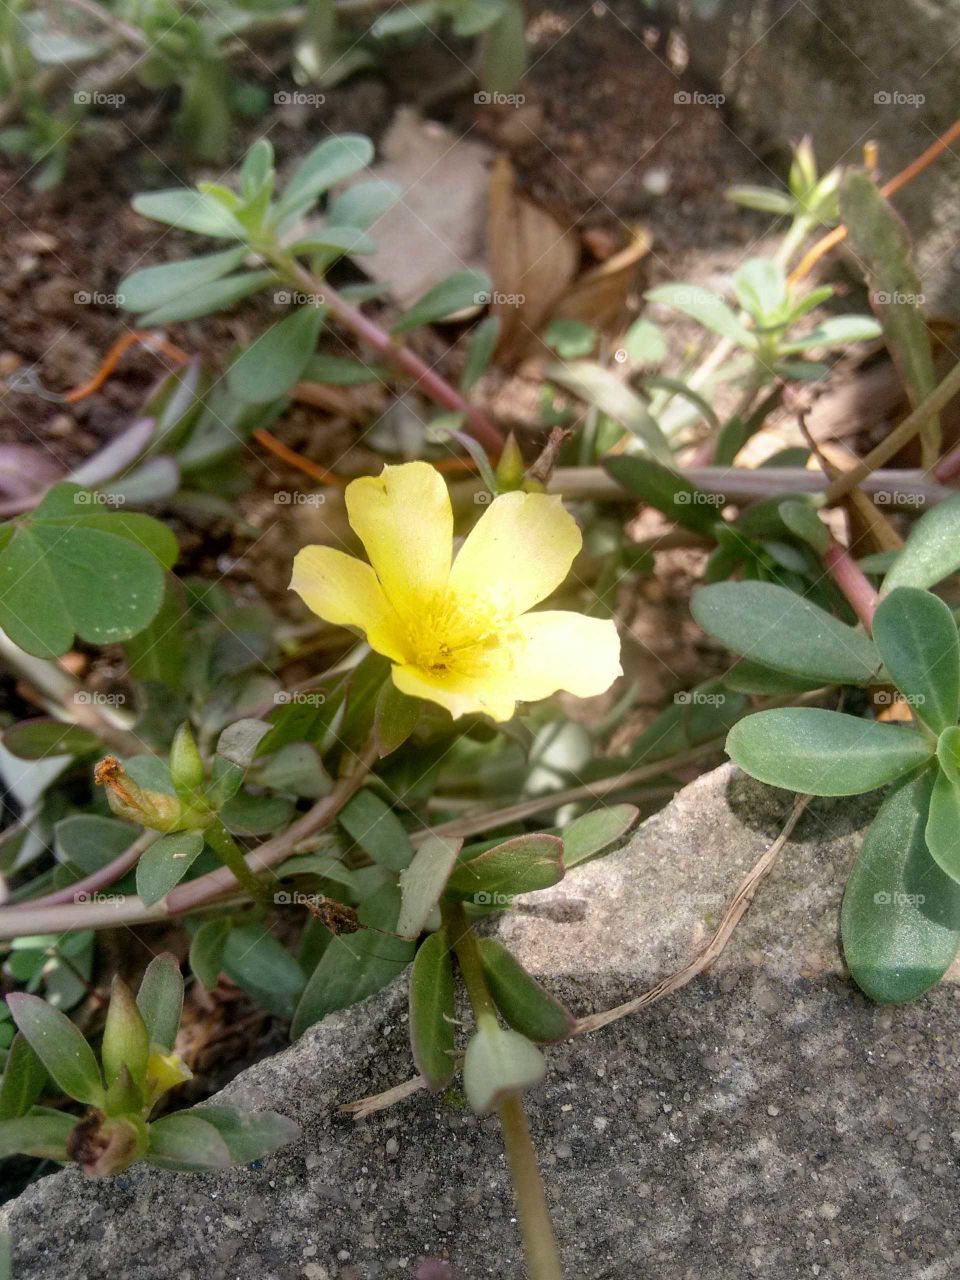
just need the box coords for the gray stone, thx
[672,0,960,316]
[4,765,960,1277]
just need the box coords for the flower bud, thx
[462,1021,545,1115]
[494,432,525,492]
[145,1047,193,1103]
[169,722,204,799]
[102,977,150,1088]
[94,757,182,832]
[67,1111,148,1178]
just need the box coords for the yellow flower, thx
[290,462,622,721]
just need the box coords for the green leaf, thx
[291,914,414,1037]
[392,269,491,334]
[220,791,293,835]
[189,919,230,992]
[189,1104,298,1164]
[252,743,331,798]
[136,953,184,1051]
[278,134,375,223]
[227,307,325,404]
[136,831,205,907]
[842,769,960,1001]
[621,315,667,364]
[445,834,564,903]
[883,494,960,592]
[6,994,103,1105]
[119,247,248,314]
[0,1112,75,1161]
[925,769,960,885]
[453,0,507,34]
[604,456,720,535]
[222,925,305,1003]
[0,1034,47,1121]
[461,316,501,390]
[3,719,100,761]
[691,581,881,684]
[779,314,881,352]
[726,708,933,795]
[396,836,462,938]
[138,270,275,327]
[560,804,638,869]
[478,939,574,1042]
[733,258,787,322]
[55,815,137,875]
[478,0,526,94]
[547,361,673,464]
[462,1022,544,1115]
[726,185,794,214]
[374,681,420,757]
[408,930,456,1089]
[326,178,399,230]
[217,718,272,768]
[778,499,828,554]
[645,282,754,346]
[873,588,959,733]
[132,190,245,238]
[339,789,412,872]
[841,171,937,423]
[145,1112,233,1171]
[101,978,149,1087]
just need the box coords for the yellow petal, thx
[391,663,519,722]
[499,611,622,702]
[391,611,621,721]
[449,492,582,621]
[345,462,453,615]
[290,545,408,662]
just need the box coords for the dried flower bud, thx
[67,1111,147,1178]
[94,757,182,832]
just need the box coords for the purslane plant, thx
[0,954,297,1175]
[693,495,960,1002]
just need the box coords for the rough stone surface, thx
[4,765,960,1278]
[673,0,960,317]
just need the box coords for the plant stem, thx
[444,902,563,1280]
[205,822,270,905]
[278,258,505,454]
[822,540,879,629]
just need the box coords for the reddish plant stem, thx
[285,262,505,454]
[823,540,879,630]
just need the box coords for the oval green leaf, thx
[873,587,960,733]
[408,930,456,1090]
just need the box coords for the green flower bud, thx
[101,977,150,1089]
[169,722,205,800]
[95,757,182,832]
[494,432,525,492]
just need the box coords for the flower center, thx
[403,592,506,676]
